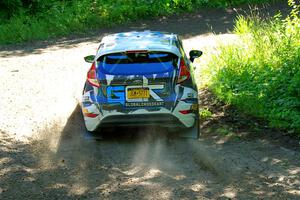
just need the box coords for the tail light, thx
[179,104,198,115]
[177,58,190,83]
[87,62,100,87]
[82,108,99,118]
[126,50,148,53]
[179,110,192,114]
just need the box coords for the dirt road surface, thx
[1,2,299,199]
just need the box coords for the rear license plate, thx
[127,88,150,99]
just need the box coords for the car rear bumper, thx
[82,107,197,131]
[98,113,186,128]
[82,85,199,132]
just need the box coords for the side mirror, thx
[189,50,203,62]
[84,55,95,63]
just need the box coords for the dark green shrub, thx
[0,0,22,19]
[0,0,278,44]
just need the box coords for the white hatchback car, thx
[81,31,202,138]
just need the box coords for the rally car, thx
[81,31,202,138]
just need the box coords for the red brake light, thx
[84,112,99,118]
[126,50,148,53]
[82,108,99,118]
[87,62,100,87]
[177,59,190,83]
[179,110,192,114]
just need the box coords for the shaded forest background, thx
[0,0,277,44]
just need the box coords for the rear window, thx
[97,52,178,75]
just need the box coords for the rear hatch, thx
[96,51,178,112]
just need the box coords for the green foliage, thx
[0,0,276,44]
[206,1,300,135]
[0,0,22,19]
[199,108,213,120]
[217,126,234,136]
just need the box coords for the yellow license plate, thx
[127,88,150,99]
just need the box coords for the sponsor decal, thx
[107,86,125,104]
[82,101,92,107]
[125,101,165,107]
[187,93,194,98]
[83,96,90,101]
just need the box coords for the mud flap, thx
[177,118,200,139]
[84,130,103,140]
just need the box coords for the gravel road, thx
[0,2,299,199]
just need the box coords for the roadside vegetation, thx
[204,0,300,136]
[0,0,277,44]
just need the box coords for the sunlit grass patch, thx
[203,0,300,135]
[199,108,213,120]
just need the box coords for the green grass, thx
[199,108,213,120]
[0,0,276,44]
[205,0,300,135]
